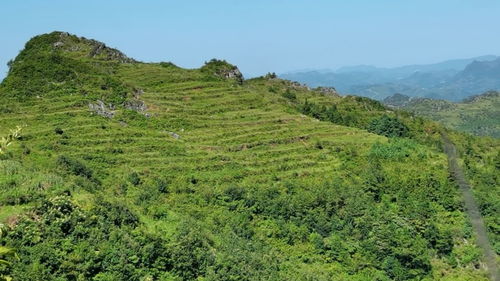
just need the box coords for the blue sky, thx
[0,0,499,78]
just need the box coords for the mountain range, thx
[281,55,500,101]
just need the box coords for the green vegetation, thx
[0,32,496,280]
[0,32,133,104]
[390,91,500,138]
[0,126,22,155]
[367,115,409,138]
[449,132,500,256]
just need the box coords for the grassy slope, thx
[0,32,493,280]
[402,92,500,138]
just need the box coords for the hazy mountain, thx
[336,55,497,75]
[280,55,499,101]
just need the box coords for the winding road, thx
[442,133,498,281]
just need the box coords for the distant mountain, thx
[436,58,500,100]
[460,58,500,79]
[280,55,499,101]
[336,55,497,75]
[384,91,500,137]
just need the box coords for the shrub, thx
[156,179,169,193]
[56,155,93,179]
[128,172,141,186]
[369,138,417,160]
[54,127,64,135]
[368,115,409,137]
[281,89,296,100]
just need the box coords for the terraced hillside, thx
[0,32,494,280]
[383,91,500,138]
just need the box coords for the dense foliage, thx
[0,32,495,280]
[394,91,500,138]
[367,115,409,138]
[0,32,132,104]
[451,132,500,255]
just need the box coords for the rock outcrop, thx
[88,100,115,118]
[52,31,135,63]
[315,87,339,97]
[201,59,244,84]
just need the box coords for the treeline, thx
[299,99,409,138]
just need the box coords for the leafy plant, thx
[56,155,94,179]
[0,126,22,155]
[368,115,409,138]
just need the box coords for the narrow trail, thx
[442,133,498,281]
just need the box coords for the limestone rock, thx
[315,87,339,97]
[89,100,115,118]
[124,99,147,112]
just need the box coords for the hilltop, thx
[0,32,497,280]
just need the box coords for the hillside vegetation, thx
[0,32,497,280]
[384,91,500,138]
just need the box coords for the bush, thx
[56,155,93,179]
[281,89,296,100]
[156,178,169,193]
[128,172,141,186]
[54,127,64,135]
[368,115,409,138]
[369,138,417,160]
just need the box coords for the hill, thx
[280,56,500,101]
[384,91,500,138]
[0,32,496,280]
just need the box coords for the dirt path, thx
[442,133,498,281]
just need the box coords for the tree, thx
[368,115,409,138]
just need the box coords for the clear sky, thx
[0,0,499,79]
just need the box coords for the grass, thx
[0,32,495,280]
[402,92,500,138]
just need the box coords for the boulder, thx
[124,99,147,112]
[89,100,115,118]
[315,87,339,97]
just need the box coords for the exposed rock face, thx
[124,88,151,117]
[168,132,180,139]
[214,66,243,85]
[290,81,310,91]
[53,41,64,48]
[315,87,339,97]
[89,100,115,118]
[52,31,135,63]
[201,59,244,84]
[87,40,135,63]
[132,88,144,98]
[223,67,243,81]
[124,99,147,112]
